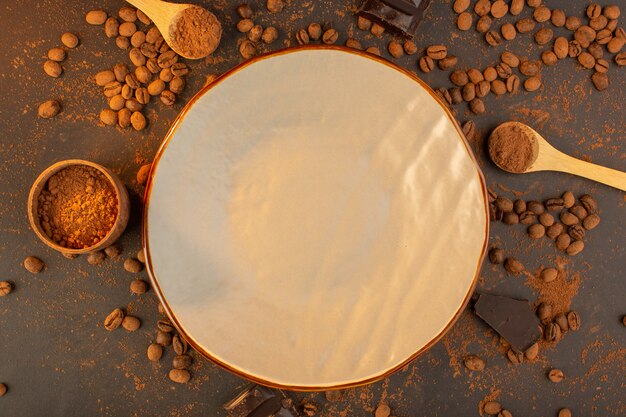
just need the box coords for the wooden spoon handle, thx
[551,153,626,191]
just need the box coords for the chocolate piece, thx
[474,293,541,352]
[358,0,431,38]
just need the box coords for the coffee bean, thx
[23,256,44,273]
[525,342,539,360]
[500,52,520,68]
[438,55,457,70]
[516,18,536,34]
[322,28,339,44]
[582,213,600,230]
[513,200,526,214]
[116,108,130,129]
[115,35,130,50]
[0,382,6,397]
[104,17,120,38]
[541,267,558,282]
[591,72,609,91]
[168,77,185,95]
[236,4,253,19]
[568,40,582,58]
[146,342,163,362]
[104,81,123,98]
[507,348,524,364]
[484,66,497,82]
[561,191,575,208]
[436,88,453,106]
[86,9,107,25]
[578,52,596,69]
[558,409,572,417]
[589,15,608,31]
[119,21,137,37]
[0,281,12,296]
[247,24,263,42]
[519,60,541,76]
[566,240,584,256]
[156,330,172,346]
[47,47,66,63]
[485,31,502,46]
[468,97,485,113]
[237,19,254,33]
[87,251,106,265]
[622,315,626,326]
[476,16,494,35]
[173,334,188,355]
[159,68,173,83]
[603,5,621,19]
[578,195,596,213]
[546,223,563,239]
[560,211,579,226]
[519,211,535,224]
[545,198,564,211]
[450,69,468,85]
[38,100,61,119]
[500,23,517,41]
[555,313,569,331]
[556,233,571,251]
[539,212,554,227]
[462,83,476,101]
[495,197,514,212]
[532,6,550,22]
[534,28,553,45]
[565,16,581,31]
[453,0,470,13]
[544,322,561,342]
[43,60,62,78]
[510,0,524,15]
[490,0,508,18]
[457,12,473,31]
[100,109,118,126]
[496,62,512,79]
[501,211,518,225]
[160,90,176,106]
[484,401,502,414]
[567,311,581,330]
[607,19,618,32]
[528,223,545,239]
[169,369,190,384]
[122,315,141,331]
[158,50,178,68]
[464,355,485,371]
[553,37,569,59]
[124,258,143,273]
[548,368,564,382]
[449,87,463,104]
[491,79,506,95]
[125,99,144,113]
[104,308,125,331]
[489,248,505,264]
[540,50,557,67]
[262,27,279,44]
[374,404,391,417]
[427,45,447,60]
[524,77,542,92]
[569,206,587,222]
[504,257,524,275]
[145,27,160,44]
[587,3,602,19]
[61,32,79,48]
[474,0,491,16]
[130,111,146,131]
[134,66,151,85]
[419,56,435,73]
[120,85,133,101]
[130,279,148,295]
[537,302,552,322]
[551,9,566,27]
[476,80,490,98]
[173,354,192,370]
[461,120,475,140]
[574,26,596,48]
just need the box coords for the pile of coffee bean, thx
[488,190,599,256]
[235,4,280,59]
[451,1,624,92]
[86,6,190,130]
[149,312,194,384]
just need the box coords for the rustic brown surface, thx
[0,0,624,416]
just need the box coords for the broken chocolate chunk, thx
[357,0,431,38]
[474,293,541,352]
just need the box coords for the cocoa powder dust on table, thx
[488,124,536,173]
[170,6,222,59]
[37,166,118,249]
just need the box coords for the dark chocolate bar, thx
[474,293,541,352]
[358,0,431,38]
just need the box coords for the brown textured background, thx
[0,0,624,416]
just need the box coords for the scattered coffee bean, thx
[87,251,106,265]
[438,55,457,70]
[567,311,581,330]
[519,211,536,224]
[43,60,63,78]
[357,16,372,31]
[462,83,476,102]
[516,18,536,34]
[236,19,254,33]
[568,40,583,58]
[0,383,6,397]
[388,40,404,58]
[104,308,125,331]
[38,100,61,119]
[124,258,143,273]
[403,40,417,55]
[172,354,192,370]
[556,233,571,251]
[528,223,545,239]
[568,225,585,240]
[504,257,524,275]
[61,32,79,48]
[469,98,485,114]
[0,281,12,297]
[594,59,609,73]
[541,267,558,283]
[118,108,131,128]
[582,213,600,230]
[86,9,108,25]
[566,240,584,256]
[461,120,476,140]
[495,197,514,212]
[156,330,173,346]
[551,9,566,27]
[474,0,491,16]
[427,45,447,60]
[533,6,551,23]
[558,408,572,417]
[484,66,497,82]
[262,27,279,44]
[24,256,44,273]
[322,28,339,44]
[450,69,468,85]
[169,369,190,384]
[537,302,552,322]
[554,37,569,59]
[539,213,555,227]
[374,404,391,417]
[513,199,526,214]
[561,191,575,208]
[591,72,609,91]
[555,313,569,332]
[147,342,163,361]
[419,56,435,73]
[476,16,492,33]
[130,279,148,295]
[491,79,506,95]
[48,47,66,62]
[560,211,579,226]
[100,109,118,126]
[568,204,587,220]
[137,164,151,185]
[248,25,263,42]
[507,348,524,364]
[122,315,141,331]
[104,244,121,258]
[548,368,564,382]
[104,17,120,38]
[501,52,520,68]
[173,334,188,355]
[484,401,502,415]
[525,342,539,360]
[491,0,508,18]
[496,62,512,79]
[578,52,596,69]
[157,319,175,333]
[236,4,253,19]
[574,26,596,48]
[500,23,517,41]
[137,249,146,264]
[545,322,561,342]
[535,28,553,45]
[464,355,485,371]
[510,0,524,15]
[485,30,502,46]
[457,12,473,31]
[160,90,176,105]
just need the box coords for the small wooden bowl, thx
[27,159,130,255]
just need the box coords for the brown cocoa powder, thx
[37,166,118,249]
[488,125,535,173]
[170,6,222,59]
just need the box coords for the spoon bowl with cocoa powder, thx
[125,0,222,59]
[489,121,626,191]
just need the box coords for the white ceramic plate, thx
[145,47,488,390]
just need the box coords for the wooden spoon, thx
[489,121,626,191]
[125,0,220,59]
